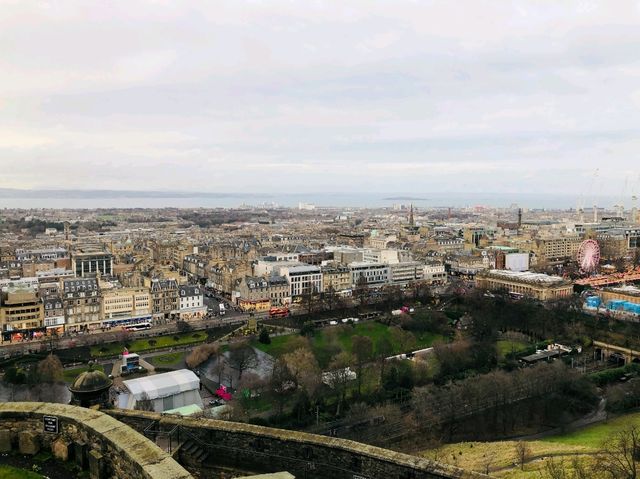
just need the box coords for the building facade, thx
[72,249,114,278]
[388,261,425,286]
[150,278,179,320]
[43,296,65,334]
[476,270,573,301]
[63,278,101,331]
[321,265,352,293]
[101,287,151,323]
[178,284,206,320]
[0,286,44,341]
[282,265,323,297]
[532,237,581,263]
[349,262,390,288]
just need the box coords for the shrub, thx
[186,343,220,369]
[258,328,271,345]
[148,339,157,346]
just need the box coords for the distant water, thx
[0,192,620,210]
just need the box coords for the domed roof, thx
[69,364,113,394]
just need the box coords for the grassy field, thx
[423,440,595,478]
[149,351,186,368]
[0,465,46,479]
[422,412,640,478]
[542,411,640,448]
[62,363,104,383]
[497,340,531,359]
[90,331,207,357]
[253,321,442,367]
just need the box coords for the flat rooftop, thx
[481,269,570,285]
[607,285,640,296]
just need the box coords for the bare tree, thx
[186,343,220,369]
[135,392,155,411]
[480,450,497,475]
[300,285,320,315]
[594,425,640,479]
[283,347,321,396]
[515,441,532,471]
[228,341,258,380]
[213,355,227,385]
[327,351,354,415]
[323,284,336,311]
[542,457,590,479]
[36,354,64,383]
[354,275,369,307]
[390,326,416,354]
[375,335,394,386]
[352,335,373,396]
[270,358,295,415]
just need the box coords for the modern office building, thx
[349,262,390,288]
[281,265,323,297]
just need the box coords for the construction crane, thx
[578,169,599,223]
[631,174,640,224]
[614,178,628,219]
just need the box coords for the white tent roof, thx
[123,369,200,401]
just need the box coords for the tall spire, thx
[409,203,414,227]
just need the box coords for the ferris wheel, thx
[577,239,600,273]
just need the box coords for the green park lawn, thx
[0,465,46,479]
[542,411,640,448]
[62,363,104,384]
[427,412,640,478]
[90,331,207,358]
[496,339,531,359]
[254,321,442,367]
[149,351,186,368]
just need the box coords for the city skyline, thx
[2,1,640,196]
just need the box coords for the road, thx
[0,314,249,358]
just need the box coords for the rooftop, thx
[481,269,570,285]
[607,285,640,296]
[123,369,199,401]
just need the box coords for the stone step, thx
[194,449,209,462]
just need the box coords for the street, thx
[0,314,249,358]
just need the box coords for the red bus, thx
[269,307,290,318]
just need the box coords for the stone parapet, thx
[109,409,488,479]
[0,402,192,479]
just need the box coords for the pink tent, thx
[215,385,232,401]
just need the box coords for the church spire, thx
[409,203,414,227]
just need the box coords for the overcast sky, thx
[1,1,640,197]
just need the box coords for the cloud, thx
[1,1,640,198]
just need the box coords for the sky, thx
[1,0,640,198]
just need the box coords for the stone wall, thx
[0,402,192,479]
[109,409,488,479]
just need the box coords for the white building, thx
[281,265,323,297]
[349,262,390,288]
[119,369,203,413]
[362,248,407,264]
[253,260,303,277]
[423,264,447,284]
[505,253,530,272]
[0,277,39,292]
[178,284,206,320]
[263,252,300,262]
[389,261,425,286]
